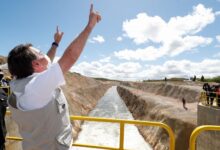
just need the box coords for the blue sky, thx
[1,0,220,80]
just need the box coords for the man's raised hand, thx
[54,26,64,44]
[88,4,101,29]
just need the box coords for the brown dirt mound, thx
[117,85,198,150]
[122,81,202,103]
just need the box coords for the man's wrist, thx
[52,42,59,47]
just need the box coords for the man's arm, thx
[58,4,101,73]
[47,26,64,62]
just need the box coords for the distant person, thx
[203,83,214,106]
[182,98,188,110]
[164,77,167,82]
[7,4,101,150]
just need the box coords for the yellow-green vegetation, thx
[143,77,187,82]
[202,76,220,83]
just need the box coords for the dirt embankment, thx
[121,81,202,103]
[117,82,202,150]
[5,72,113,150]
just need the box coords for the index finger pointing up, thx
[56,26,59,33]
[90,3,93,13]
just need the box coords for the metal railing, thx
[189,125,220,150]
[6,114,175,150]
[71,116,175,150]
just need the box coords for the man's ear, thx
[32,60,41,72]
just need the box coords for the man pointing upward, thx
[7,4,101,150]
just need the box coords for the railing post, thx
[119,122,125,150]
[161,123,175,150]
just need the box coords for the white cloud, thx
[166,36,212,56]
[123,13,166,44]
[141,59,220,79]
[117,4,214,61]
[89,35,105,44]
[99,57,111,63]
[213,52,220,58]
[216,35,220,42]
[71,57,220,81]
[215,11,220,16]
[116,36,123,42]
[215,35,220,47]
[71,60,142,81]
[114,36,212,61]
[168,4,215,35]
[114,46,162,61]
[88,39,95,43]
[152,59,214,79]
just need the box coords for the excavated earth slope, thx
[117,81,202,150]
